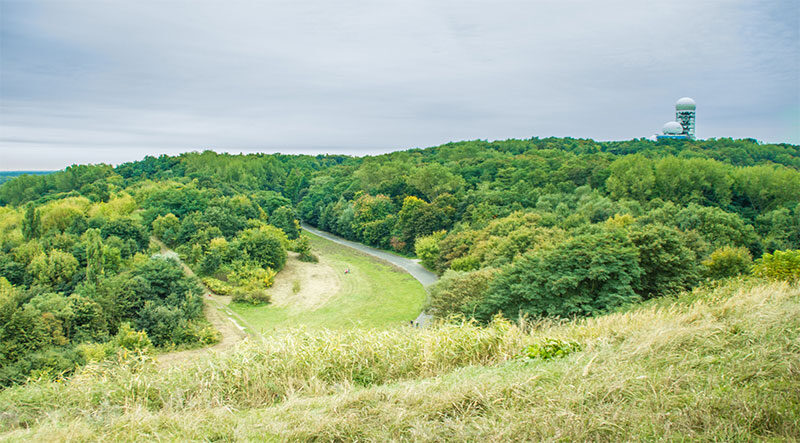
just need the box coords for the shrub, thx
[427,268,498,318]
[415,230,446,271]
[134,303,186,347]
[234,227,287,271]
[291,235,318,262]
[113,322,153,352]
[702,246,753,279]
[479,230,642,320]
[522,338,582,360]
[227,266,277,289]
[177,322,220,345]
[628,224,700,298]
[27,249,79,288]
[298,253,318,263]
[195,325,220,345]
[752,249,800,281]
[202,277,233,295]
[76,342,115,363]
[450,255,480,272]
[231,287,271,305]
[269,206,299,239]
[151,213,180,246]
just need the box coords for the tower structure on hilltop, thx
[656,97,696,140]
[675,97,696,139]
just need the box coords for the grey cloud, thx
[0,0,797,170]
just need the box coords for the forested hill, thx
[1,136,799,385]
[2,137,799,258]
[0,171,54,186]
[2,137,799,207]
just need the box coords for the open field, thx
[229,231,428,333]
[1,279,797,441]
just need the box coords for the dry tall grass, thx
[1,279,798,441]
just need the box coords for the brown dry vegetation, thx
[269,251,341,310]
[0,279,798,441]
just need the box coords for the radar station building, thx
[657,97,696,140]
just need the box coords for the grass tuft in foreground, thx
[1,279,798,441]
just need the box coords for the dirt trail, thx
[269,251,341,310]
[150,238,252,366]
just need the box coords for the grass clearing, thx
[0,279,798,440]
[230,231,427,333]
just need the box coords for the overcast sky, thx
[1,0,798,170]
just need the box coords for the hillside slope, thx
[1,278,797,441]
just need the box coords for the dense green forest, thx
[1,137,798,386]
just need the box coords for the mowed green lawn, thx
[230,231,427,334]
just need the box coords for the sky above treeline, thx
[1,0,798,170]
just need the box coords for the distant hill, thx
[0,170,55,185]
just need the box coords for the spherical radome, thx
[676,97,696,110]
[663,121,683,134]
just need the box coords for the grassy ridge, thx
[231,232,427,332]
[1,279,798,441]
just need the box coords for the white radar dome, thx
[663,121,683,134]
[676,97,696,110]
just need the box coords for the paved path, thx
[301,224,438,327]
[301,223,439,287]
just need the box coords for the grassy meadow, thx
[230,232,428,333]
[1,278,797,441]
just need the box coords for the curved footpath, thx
[301,224,438,327]
[301,223,439,287]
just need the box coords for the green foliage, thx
[100,218,149,256]
[522,338,582,360]
[22,205,40,240]
[1,136,799,389]
[396,195,454,252]
[414,230,445,271]
[151,213,181,246]
[735,165,800,212]
[673,204,758,252]
[76,341,114,363]
[227,265,277,290]
[606,154,655,202]
[231,287,271,305]
[199,237,232,275]
[427,268,498,318]
[135,302,187,347]
[290,235,318,262]
[84,228,104,284]
[234,227,287,271]
[627,223,700,298]
[702,246,753,280]
[752,249,800,281]
[450,255,481,272]
[269,206,299,239]
[435,212,566,272]
[27,249,79,289]
[202,277,233,295]
[113,322,153,352]
[480,230,642,320]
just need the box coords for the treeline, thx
[0,171,55,186]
